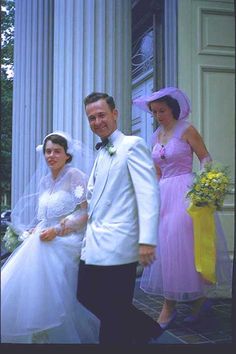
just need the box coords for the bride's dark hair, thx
[43,134,73,163]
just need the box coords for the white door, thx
[132,77,155,149]
[178,0,235,258]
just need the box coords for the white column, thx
[12,0,54,205]
[12,0,132,206]
[53,0,132,151]
[164,0,178,87]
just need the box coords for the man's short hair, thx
[84,92,116,111]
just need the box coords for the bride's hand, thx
[40,228,57,241]
[60,217,74,235]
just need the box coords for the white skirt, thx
[1,225,100,343]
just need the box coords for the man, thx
[77,92,163,344]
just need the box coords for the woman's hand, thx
[40,228,57,241]
[60,217,73,235]
[59,202,88,235]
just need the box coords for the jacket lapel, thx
[88,131,125,217]
[88,149,113,217]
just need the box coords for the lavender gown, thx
[140,120,232,301]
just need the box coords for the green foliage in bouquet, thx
[3,225,22,252]
[186,162,230,210]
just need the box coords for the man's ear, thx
[113,108,118,121]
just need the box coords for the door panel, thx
[178,0,235,257]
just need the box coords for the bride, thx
[1,131,100,343]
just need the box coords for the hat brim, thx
[133,87,191,120]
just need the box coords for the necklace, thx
[162,121,177,136]
[160,121,177,143]
[162,130,172,137]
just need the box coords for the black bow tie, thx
[95,138,109,150]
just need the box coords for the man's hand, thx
[139,244,156,267]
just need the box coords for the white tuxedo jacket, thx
[81,130,160,265]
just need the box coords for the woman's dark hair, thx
[149,95,180,120]
[43,134,72,163]
[84,92,116,111]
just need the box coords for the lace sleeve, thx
[57,168,88,235]
[57,207,88,234]
[70,168,88,205]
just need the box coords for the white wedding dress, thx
[1,165,100,344]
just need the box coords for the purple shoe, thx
[184,299,213,323]
[158,310,177,330]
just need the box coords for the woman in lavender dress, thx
[133,87,232,328]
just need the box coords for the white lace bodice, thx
[37,165,88,222]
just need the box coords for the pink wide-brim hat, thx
[133,86,191,120]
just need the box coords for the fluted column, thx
[12,0,132,206]
[164,0,177,86]
[12,0,54,205]
[52,0,132,150]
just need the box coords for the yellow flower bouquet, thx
[186,162,230,284]
[186,162,230,210]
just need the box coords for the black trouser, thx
[77,260,162,344]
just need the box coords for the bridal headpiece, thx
[36,130,81,155]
